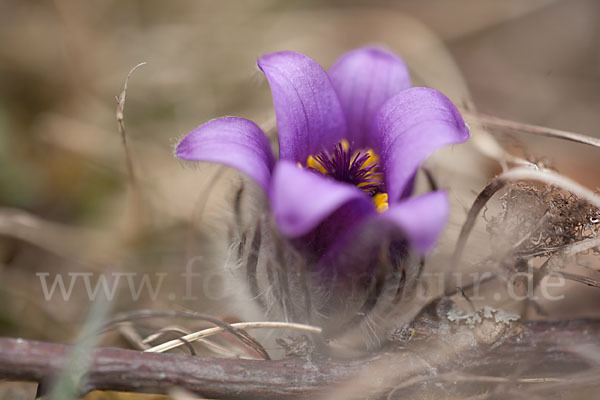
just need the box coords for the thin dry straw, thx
[116,62,147,237]
[561,271,600,289]
[464,111,600,149]
[116,62,146,185]
[145,321,322,353]
[386,372,566,400]
[103,309,271,360]
[143,327,241,357]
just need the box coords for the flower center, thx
[303,140,388,212]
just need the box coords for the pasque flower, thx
[176,47,469,267]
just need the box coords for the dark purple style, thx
[176,47,469,265]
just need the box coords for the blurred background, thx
[0,0,599,398]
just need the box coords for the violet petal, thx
[269,161,373,237]
[175,117,275,192]
[381,190,449,252]
[373,87,469,202]
[329,46,411,148]
[258,51,347,163]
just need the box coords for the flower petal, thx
[269,160,372,237]
[381,191,449,252]
[258,51,347,163]
[328,47,411,148]
[373,87,469,202]
[175,117,275,192]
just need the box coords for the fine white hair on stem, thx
[145,321,322,354]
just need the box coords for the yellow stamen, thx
[340,139,350,151]
[303,140,385,198]
[306,155,326,173]
[374,193,389,213]
[361,149,379,168]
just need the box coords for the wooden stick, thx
[0,337,362,399]
[1,318,600,399]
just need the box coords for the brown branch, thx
[2,318,600,398]
[0,337,363,399]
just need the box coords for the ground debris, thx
[276,335,314,359]
[446,303,520,327]
[487,183,600,258]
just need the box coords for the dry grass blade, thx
[386,372,566,399]
[561,272,600,289]
[144,321,322,354]
[144,328,198,355]
[452,178,506,269]
[117,322,150,350]
[116,62,147,238]
[143,326,240,357]
[559,236,600,256]
[102,309,272,360]
[464,111,600,149]
[116,62,146,185]
[0,207,114,264]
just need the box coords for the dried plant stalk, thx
[1,316,600,399]
[465,111,600,149]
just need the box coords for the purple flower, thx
[176,47,469,267]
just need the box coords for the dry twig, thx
[1,318,600,399]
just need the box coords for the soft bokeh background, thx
[0,0,599,398]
